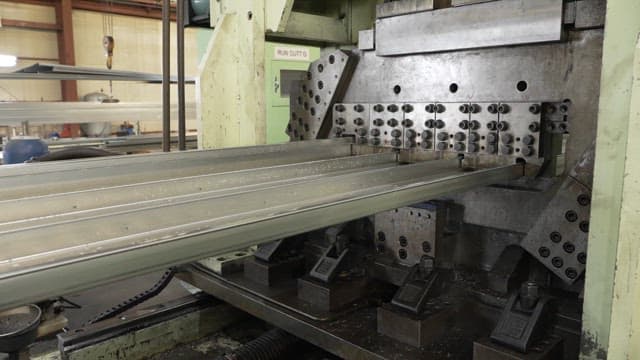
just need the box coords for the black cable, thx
[85,268,177,326]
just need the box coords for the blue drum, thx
[2,137,49,165]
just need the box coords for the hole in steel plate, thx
[449,83,458,93]
[517,80,528,92]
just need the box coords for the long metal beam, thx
[0,140,521,310]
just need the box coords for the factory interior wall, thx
[0,2,213,135]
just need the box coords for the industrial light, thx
[0,54,17,67]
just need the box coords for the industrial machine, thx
[0,0,637,359]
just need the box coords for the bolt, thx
[528,122,540,132]
[520,282,540,310]
[370,138,381,146]
[421,141,432,149]
[577,194,591,206]
[425,119,436,129]
[406,140,417,148]
[487,104,499,114]
[454,142,466,152]
[459,104,470,114]
[425,104,436,113]
[538,247,551,258]
[550,231,562,243]
[470,104,481,113]
[356,128,367,137]
[487,121,498,131]
[422,241,432,253]
[459,120,470,129]
[565,210,578,222]
[563,242,575,253]
[354,104,365,112]
[354,118,365,126]
[501,145,513,155]
[577,252,587,264]
[522,135,536,145]
[501,133,514,144]
[334,127,344,135]
[565,268,578,279]
[402,119,414,127]
[551,257,564,268]
[398,249,407,259]
[387,118,399,127]
[391,129,402,138]
[454,132,466,142]
[437,132,449,141]
[559,104,569,114]
[373,118,384,126]
[373,104,384,112]
[435,120,446,129]
[437,142,449,151]
[468,143,479,153]
[521,146,536,157]
[546,122,556,132]
[529,104,541,114]
[469,132,480,142]
[370,128,380,137]
[336,117,346,125]
[358,136,368,145]
[406,129,417,139]
[421,130,433,140]
[486,144,498,154]
[545,104,557,114]
[390,139,402,148]
[487,132,498,144]
[387,104,399,113]
[497,121,509,131]
[402,104,414,113]
[498,104,510,114]
[436,104,446,113]
[470,120,481,130]
[580,221,590,233]
[335,104,346,112]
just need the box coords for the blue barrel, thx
[2,137,49,165]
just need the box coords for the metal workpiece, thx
[0,140,356,200]
[375,0,564,56]
[287,50,357,141]
[0,147,521,310]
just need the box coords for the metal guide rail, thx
[0,139,521,310]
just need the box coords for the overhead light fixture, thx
[0,54,17,67]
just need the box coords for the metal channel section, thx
[0,139,520,310]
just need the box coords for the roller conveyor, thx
[0,139,521,310]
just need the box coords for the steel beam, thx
[0,141,520,310]
[55,0,78,101]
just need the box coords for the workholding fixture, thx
[0,0,638,359]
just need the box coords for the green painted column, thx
[581,1,640,358]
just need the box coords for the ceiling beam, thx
[0,18,60,32]
[0,0,176,21]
